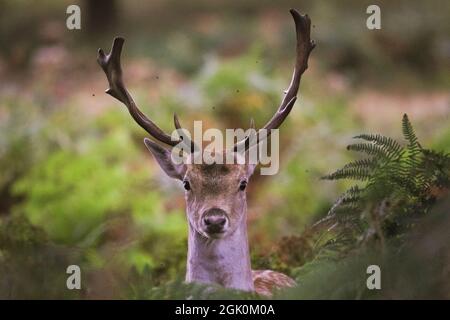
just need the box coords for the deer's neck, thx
[186,213,254,292]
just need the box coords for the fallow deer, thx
[97,9,315,296]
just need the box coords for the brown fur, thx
[252,270,297,296]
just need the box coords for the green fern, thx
[346,143,389,158]
[353,133,403,160]
[259,114,448,299]
[402,113,421,151]
[321,114,449,250]
[322,166,371,181]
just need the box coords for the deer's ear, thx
[246,163,257,177]
[243,147,257,177]
[144,138,186,180]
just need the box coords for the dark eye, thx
[183,181,191,191]
[239,180,247,191]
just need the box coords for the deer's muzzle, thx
[201,208,229,236]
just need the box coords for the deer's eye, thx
[183,181,191,191]
[239,181,248,191]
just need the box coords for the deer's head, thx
[143,144,256,238]
[97,9,314,240]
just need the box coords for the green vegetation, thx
[321,114,449,249]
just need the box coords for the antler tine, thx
[173,113,198,152]
[234,9,315,152]
[97,37,181,147]
[249,117,255,130]
[233,118,256,152]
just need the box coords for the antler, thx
[98,9,313,154]
[234,9,315,152]
[97,37,196,151]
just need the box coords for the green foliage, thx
[11,128,141,244]
[281,196,450,299]
[321,114,450,249]
[0,214,81,299]
[0,101,50,196]
[5,106,188,294]
[199,46,279,130]
[127,272,259,300]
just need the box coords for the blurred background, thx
[0,0,449,299]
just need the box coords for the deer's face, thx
[144,140,255,239]
[183,160,254,238]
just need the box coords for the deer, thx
[97,9,315,296]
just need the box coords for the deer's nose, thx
[202,209,228,234]
[204,215,227,227]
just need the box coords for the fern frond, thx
[400,114,425,194]
[353,134,403,160]
[347,143,390,158]
[341,185,363,204]
[322,158,378,181]
[343,158,378,170]
[322,166,371,181]
[402,113,421,151]
[327,185,363,217]
[319,114,446,264]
